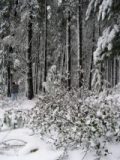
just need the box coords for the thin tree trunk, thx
[99,63,104,92]
[89,16,95,90]
[106,59,109,86]
[39,66,43,91]
[108,58,111,86]
[7,62,11,97]
[114,56,117,86]
[27,11,34,100]
[43,0,47,85]
[116,57,119,85]
[114,56,119,86]
[35,55,39,94]
[77,0,83,88]
[32,63,35,93]
[61,47,65,76]
[39,36,43,92]
[103,59,108,87]
[60,46,66,86]
[110,58,112,87]
[66,10,71,90]
[35,34,40,94]
[7,46,13,97]
[98,22,104,91]
[111,56,114,87]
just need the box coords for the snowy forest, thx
[0,0,120,160]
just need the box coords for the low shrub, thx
[27,89,120,157]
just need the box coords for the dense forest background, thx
[0,0,120,99]
[0,1,120,159]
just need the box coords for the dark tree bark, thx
[89,16,95,90]
[99,63,104,92]
[98,22,104,91]
[27,11,34,100]
[39,35,43,92]
[77,0,83,88]
[104,59,109,88]
[7,61,11,97]
[39,65,43,91]
[108,58,111,86]
[111,56,114,87]
[66,10,71,90]
[61,46,65,76]
[43,0,47,85]
[35,34,40,94]
[115,58,119,85]
[7,46,13,97]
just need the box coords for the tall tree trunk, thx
[61,45,65,76]
[89,16,95,90]
[7,61,11,97]
[77,0,83,88]
[111,56,114,87]
[43,0,47,86]
[27,11,34,100]
[7,46,13,97]
[108,58,111,86]
[66,10,71,90]
[98,22,104,91]
[35,34,40,94]
[104,59,109,87]
[39,36,43,92]
[114,56,117,86]
[106,59,109,85]
[35,55,39,94]
[115,57,119,85]
[60,46,66,86]
[39,66,43,91]
[99,63,104,92]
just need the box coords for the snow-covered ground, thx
[68,143,120,160]
[0,128,63,160]
[0,97,63,160]
[0,96,38,110]
[0,93,120,160]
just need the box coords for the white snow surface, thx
[0,97,63,160]
[0,93,120,159]
[0,96,38,111]
[0,128,63,160]
[68,143,120,160]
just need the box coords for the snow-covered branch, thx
[86,0,113,21]
[94,25,119,64]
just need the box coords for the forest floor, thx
[0,89,120,160]
[0,97,63,160]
